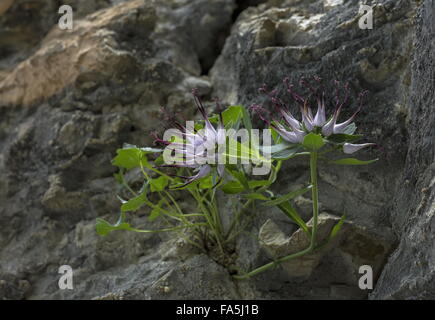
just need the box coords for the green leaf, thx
[148,199,165,222]
[225,138,266,164]
[241,106,253,131]
[267,142,295,154]
[272,146,306,160]
[96,218,135,236]
[328,214,346,241]
[243,193,269,200]
[227,166,250,190]
[330,158,378,165]
[154,155,164,166]
[277,202,309,234]
[210,105,243,128]
[223,106,242,127]
[221,179,271,194]
[303,133,325,151]
[270,127,281,144]
[262,186,312,207]
[121,192,147,212]
[221,180,244,194]
[112,148,143,169]
[96,217,188,236]
[150,176,169,192]
[148,207,161,222]
[170,179,199,190]
[122,144,163,155]
[112,146,162,170]
[198,175,213,189]
[327,134,363,143]
[248,180,270,188]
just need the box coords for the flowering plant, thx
[96,90,274,259]
[233,77,377,278]
[96,77,377,278]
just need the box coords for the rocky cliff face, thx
[0,0,433,300]
[371,0,434,299]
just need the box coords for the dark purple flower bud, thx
[333,90,366,134]
[151,131,170,146]
[249,104,271,125]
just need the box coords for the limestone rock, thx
[259,214,394,279]
[370,0,435,299]
[148,254,239,300]
[212,0,434,299]
[0,0,433,300]
[0,0,236,300]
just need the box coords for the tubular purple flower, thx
[280,108,302,132]
[301,100,314,131]
[157,90,228,188]
[250,103,305,144]
[343,143,375,154]
[333,114,357,134]
[321,82,351,136]
[254,78,372,154]
[333,91,366,134]
[321,110,339,136]
[192,165,211,180]
[272,122,305,144]
[313,93,327,127]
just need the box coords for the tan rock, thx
[0,0,14,16]
[0,0,156,107]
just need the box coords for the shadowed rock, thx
[259,214,394,280]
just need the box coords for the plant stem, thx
[211,192,224,237]
[225,198,253,240]
[309,151,319,249]
[233,151,319,280]
[190,188,225,254]
[225,161,282,241]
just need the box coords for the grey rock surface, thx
[370,0,435,300]
[259,214,394,280]
[0,0,433,300]
[0,0,238,300]
[211,0,433,299]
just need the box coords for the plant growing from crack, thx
[233,77,377,279]
[95,89,274,260]
[96,77,377,276]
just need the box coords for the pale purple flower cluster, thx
[254,77,374,154]
[153,89,225,187]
